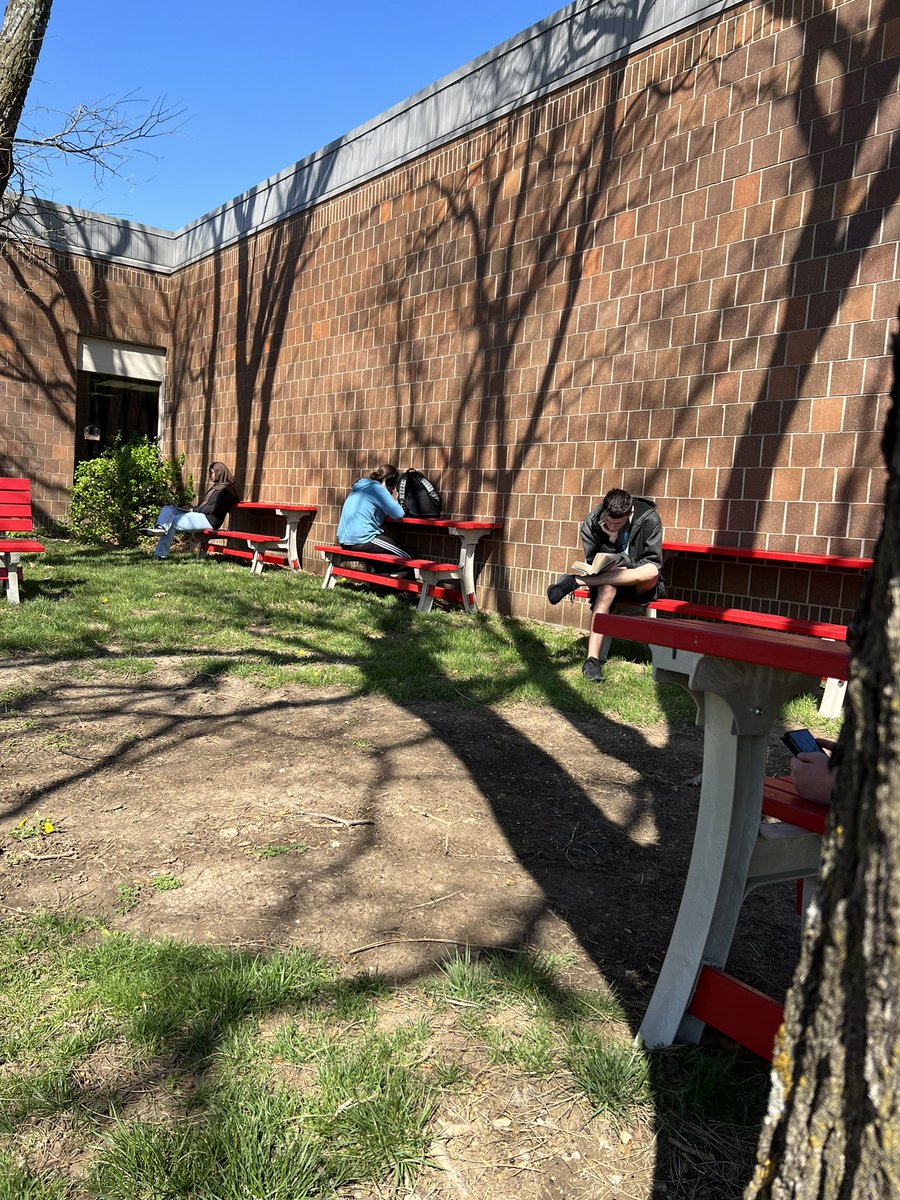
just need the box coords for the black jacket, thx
[579,496,664,577]
[193,484,239,530]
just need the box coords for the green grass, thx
[0,914,769,1197]
[0,538,834,727]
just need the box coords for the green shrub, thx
[69,437,193,546]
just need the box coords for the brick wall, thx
[1,0,896,630]
[0,244,170,520]
[164,0,898,626]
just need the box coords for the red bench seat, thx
[1,479,45,604]
[315,543,464,611]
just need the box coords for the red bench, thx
[200,502,317,572]
[0,478,45,604]
[200,530,285,574]
[315,544,464,611]
[686,775,830,1060]
[573,539,867,715]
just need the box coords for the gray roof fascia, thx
[5,196,174,272]
[172,0,733,268]
[10,0,735,274]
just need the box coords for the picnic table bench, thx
[591,609,848,1061]
[316,517,502,613]
[574,539,868,716]
[200,502,317,573]
[1,478,45,604]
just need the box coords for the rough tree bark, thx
[0,0,52,198]
[745,315,900,1196]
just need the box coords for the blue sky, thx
[24,0,561,231]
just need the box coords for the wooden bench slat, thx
[0,539,45,554]
[649,598,847,641]
[205,530,284,546]
[329,564,462,602]
[314,544,458,572]
[761,775,829,834]
[662,541,872,571]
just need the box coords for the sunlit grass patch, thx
[0,538,833,725]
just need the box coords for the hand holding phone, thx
[782,728,823,757]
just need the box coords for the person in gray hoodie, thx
[547,488,665,681]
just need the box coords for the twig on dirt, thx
[349,937,518,956]
[11,849,77,862]
[295,809,374,827]
[101,803,126,812]
[404,891,462,911]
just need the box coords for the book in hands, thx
[571,551,620,575]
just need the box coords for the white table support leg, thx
[638,648,819,1049]
[3,552,21,604]
[450,529,488,614]
[279,512,303,572]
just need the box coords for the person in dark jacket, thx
[547,488,665,681]
[149,462,241,560]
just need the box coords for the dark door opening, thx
[74,371,161,467]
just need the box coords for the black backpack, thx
[397,469,442,518]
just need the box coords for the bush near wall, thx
[69,437,193,546]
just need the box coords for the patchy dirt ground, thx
[0,657,801,1198]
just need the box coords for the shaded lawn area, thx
[0,539,840,1199]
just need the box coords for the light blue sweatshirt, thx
[337,478,405,545]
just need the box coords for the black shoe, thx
[140,526,168,535]
[547,574,578,605]
[152,555,168,563]
[581,656,604,682]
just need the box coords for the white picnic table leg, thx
[416,575,436,612]
[4,553,21,604]
[450,529,486,614]
[638,649,818,1049]
[818,675,846,718]
[321,557,336,589]
[279,512,302,572]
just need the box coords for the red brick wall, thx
[0,245,170,521]
[165,0,898,626]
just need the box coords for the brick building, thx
[1,0,897,625]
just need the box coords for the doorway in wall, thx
[74,372,161,465]
[74,336,167,469]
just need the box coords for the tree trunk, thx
[0,0,52,197]
[745,317,900,1196]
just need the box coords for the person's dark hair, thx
[369,463,400,490]
[602,488,633,518]
[208,462,235,486]
[204,462,240,499]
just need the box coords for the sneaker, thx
[152,555,168,563]
[140,526,168,535]
[581,656,605,682]
[547,574,578,605]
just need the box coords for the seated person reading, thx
[149,462,240,561]
[337,463,411,575]
[547,487,665,682]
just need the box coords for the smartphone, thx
[781,728,822,756]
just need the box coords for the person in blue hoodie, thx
[337,463,411,574]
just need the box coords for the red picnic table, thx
[591,611,850,1058]
[387,516,503,612]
